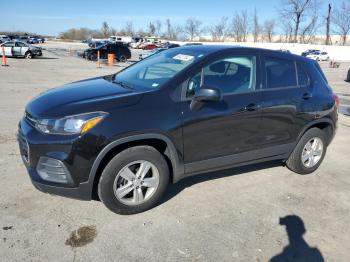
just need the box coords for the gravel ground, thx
[1,42,350,262]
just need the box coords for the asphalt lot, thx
[1,41,350,261]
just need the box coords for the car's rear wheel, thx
[25,52,33,59]
[286,128,327,174]
[118,55,127,62]
[98,146,169,215]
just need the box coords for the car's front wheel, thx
[286,128,327,174]
[25,52,33,59]
[98,146,169,215]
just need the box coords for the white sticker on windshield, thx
[173,54,194,62]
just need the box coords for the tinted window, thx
[15,42,27,47]
[187,55,256,97]
[3,42,14,47]
[265,56,297,88]
[297,64,309,86]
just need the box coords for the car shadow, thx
[161,160,281,204]
[34,57,59,60]
[269,215,324,262]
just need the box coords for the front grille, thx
[18,131,29,164]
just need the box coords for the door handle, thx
[240,103,260,112]
[302,92,313,100]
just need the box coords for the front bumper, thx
[17,117,94,200]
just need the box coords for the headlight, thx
[35,112,108,135]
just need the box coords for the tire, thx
[118,55,127,62]
[98,146,169,215]
[286,128,327,175]
[25,52,33,59]
[89,53,97,61]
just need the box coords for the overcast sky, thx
[1,0,347,35]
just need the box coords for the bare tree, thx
[184,18,202,41]
[101,21,110,38]
[148,22,156,36]
[253,8,260,42]
[333,1,350,45]
[166,19,172,39]
[231,10,249,42]
[325,4,332,45]
[155,20,162,37]
[124,21,134,36]
[300,15,318,43]
[209,17,229,41]
[262,20,275,42]
[279,0,317,43]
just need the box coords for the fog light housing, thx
[36,157,73,184]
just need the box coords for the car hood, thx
[26,76,144,118]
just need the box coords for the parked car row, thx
[0,41,43,59]
[0,35,45,44]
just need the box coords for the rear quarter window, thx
[264,56,297,89]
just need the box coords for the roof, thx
[177,44,309,62]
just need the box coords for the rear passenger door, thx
[259,53,312,152]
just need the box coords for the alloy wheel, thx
[301,137,323,168]
[113,160,160,206]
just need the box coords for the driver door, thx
[181,51,264,174]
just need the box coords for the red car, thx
[142,44,158,50]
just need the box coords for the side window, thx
[265,56,297,89]
[296,63,310,86]
[16,42,26,47]
[186,55,256,98]
[3,42,14,47]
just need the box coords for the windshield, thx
[114,48,206,89]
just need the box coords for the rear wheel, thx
[286,128,327,174]
[118,55,127,62]
[98,146,169,215]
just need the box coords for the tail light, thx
[333,93,340,109]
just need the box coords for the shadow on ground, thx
[269,215,324,262]
[162,161,281,203]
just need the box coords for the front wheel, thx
[25,52,33,59]
[286,128,327,174]
[98,146,169,215]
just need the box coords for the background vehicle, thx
[18,46,338,215]
[0,35,11,44]
[160,42,180,49]
[139,48,167,60]
[142,43,159,50]
[0,41,42,58]
[307,51,330,61]
[83,42,131,62]
[109,36,134,45]
[301,49,320,56]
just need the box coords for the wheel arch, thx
[88,134,184,199]
[287,118,335,161]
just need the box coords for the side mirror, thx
[190,87,222,111]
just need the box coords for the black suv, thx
[83,42,131,62]
[18,46,338,214]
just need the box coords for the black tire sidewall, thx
[98,146,169,215]
[287,128,327,174]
